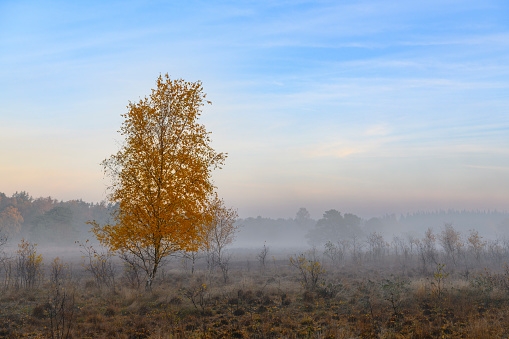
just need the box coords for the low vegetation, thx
[2,230,509,338]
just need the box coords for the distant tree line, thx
[235,208,509,248]
[2,193,508,252]
[0,191,114,246]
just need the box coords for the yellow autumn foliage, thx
[91,74,226,285]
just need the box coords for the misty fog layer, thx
[1,191,508,253]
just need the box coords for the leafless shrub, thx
[181,250,202,275]
[1,259,14,289]
[203,196,239,277]
[218,252,231,283]
[392,236,412,268]
[366,232,389,262]
[77,240,115,289]
[48,287,75,339]
[257,242,269,271]
[50,257,71,289]
[119,251,143,289]
[181,279,209,314]
[467,229,486,264]
[439,223,463,267]
[416,228,438,275]
[324,241,344,267]
[380,275,410,316]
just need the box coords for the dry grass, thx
[2,256,509,338]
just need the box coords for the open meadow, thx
[3,235,509,338]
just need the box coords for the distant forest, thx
[1,191,508,249]
[236,208,509,249]
[0,191,114,247]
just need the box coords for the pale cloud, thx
[364,123,391,136]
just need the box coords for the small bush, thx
[104,307,116,317]
[32,303,49,319]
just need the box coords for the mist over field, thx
[1,191,508,254]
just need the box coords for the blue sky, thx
[1,0,508,218]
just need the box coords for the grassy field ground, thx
[2,246,509,338]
